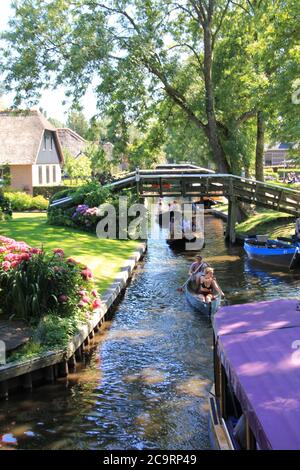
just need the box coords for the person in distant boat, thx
[189,255,208,284]
[295,217,300,242]
[198,267,224,303]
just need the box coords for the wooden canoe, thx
[184,280,221,317]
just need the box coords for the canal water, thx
[1,215,300,450]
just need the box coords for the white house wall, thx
[32,163,62,186]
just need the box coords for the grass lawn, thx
[236,209,295,239]
[0,213,140,294]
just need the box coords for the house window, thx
[38,166,43,185]
[50,135,53,151]
[43,133,47,151]
[46,166,50,184]
[53,165,56,183]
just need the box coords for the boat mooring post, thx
[225,196,237,244]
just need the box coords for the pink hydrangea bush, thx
[0,236,102,325]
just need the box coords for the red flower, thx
[91,289,98,298]
[30,247,43,255]
[92,299,102,310]
[1,261,11,271]
[53,248,65,257]
[81,268,93,280]
[67,257,78,265]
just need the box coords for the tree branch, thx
[236,108,257,126]
[143,57,208,135]
[212,0,231,49]
[230,1,250,14]
[168,43,204,74]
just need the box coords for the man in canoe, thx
[189,255,208,286]
[198,267,225,303]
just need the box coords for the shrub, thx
[0,191,12,220]
[4,192,48,211]
[33,185,74,199]
[0,236,101,325]
[47,179,139,234]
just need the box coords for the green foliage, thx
[0,251,90,323]
[63,148,92,181]
[33,185,74,199]
[0,191,12,220]
[0,164,11,188]
[33,313,83,348]
[67,110,89,139]
[4,191,48,211]
[1,0,298,174]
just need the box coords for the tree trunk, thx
[255,111,265,182]
[203,26,231,174]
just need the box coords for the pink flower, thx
[30,247,43,255]
[1,261,11,271]
[92,299,102,310]
[0,247,7,254]
[81,268,93,280]
[20,253,31,261]
[67,257,78,264]
[91,289,98,298]
[11,260,21,268]
[53,248,65,257]
[78,300,86,308]
[58,294,68,303]
[78,290,87,297]
[81,296,90,304]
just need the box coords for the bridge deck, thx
[108,170,300,217]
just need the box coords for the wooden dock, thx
[0,320,32,352]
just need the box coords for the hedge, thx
[4,192,49,211]
[33,186,74,199]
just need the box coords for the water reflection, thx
[0,215,299,450]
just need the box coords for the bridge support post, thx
[226,197,237,244]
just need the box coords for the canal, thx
[1,215,300,450]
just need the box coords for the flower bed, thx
[0,235,102,357]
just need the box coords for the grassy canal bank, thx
[0,213,139,294]
[214,204,295,239]
[0,212,144,396]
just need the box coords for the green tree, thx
[1,1,299,175]
[63,149,91,181]
[66,110,89,139]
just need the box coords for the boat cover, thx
[214,299,300,449]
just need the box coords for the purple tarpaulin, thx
[214,299,300,337]
[214,299,300,450]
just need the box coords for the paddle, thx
[177,262,204,293]
[177,275,192,293]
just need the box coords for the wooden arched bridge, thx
[52,166,300,243]
[109,168,300,242]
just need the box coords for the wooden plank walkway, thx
[108,170,300,217]
[0,320,32,352]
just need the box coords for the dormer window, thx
[43,133,47,151]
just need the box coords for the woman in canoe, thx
[198,267,224,303]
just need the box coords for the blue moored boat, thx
[244,236,300,269]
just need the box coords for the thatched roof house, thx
[56,127,87,159]
[0,109,64,193]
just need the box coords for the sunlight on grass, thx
[0,213,140,293]
[236,210,295,238]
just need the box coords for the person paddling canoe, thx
[178,254,207,292]
[189,255,208,288]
